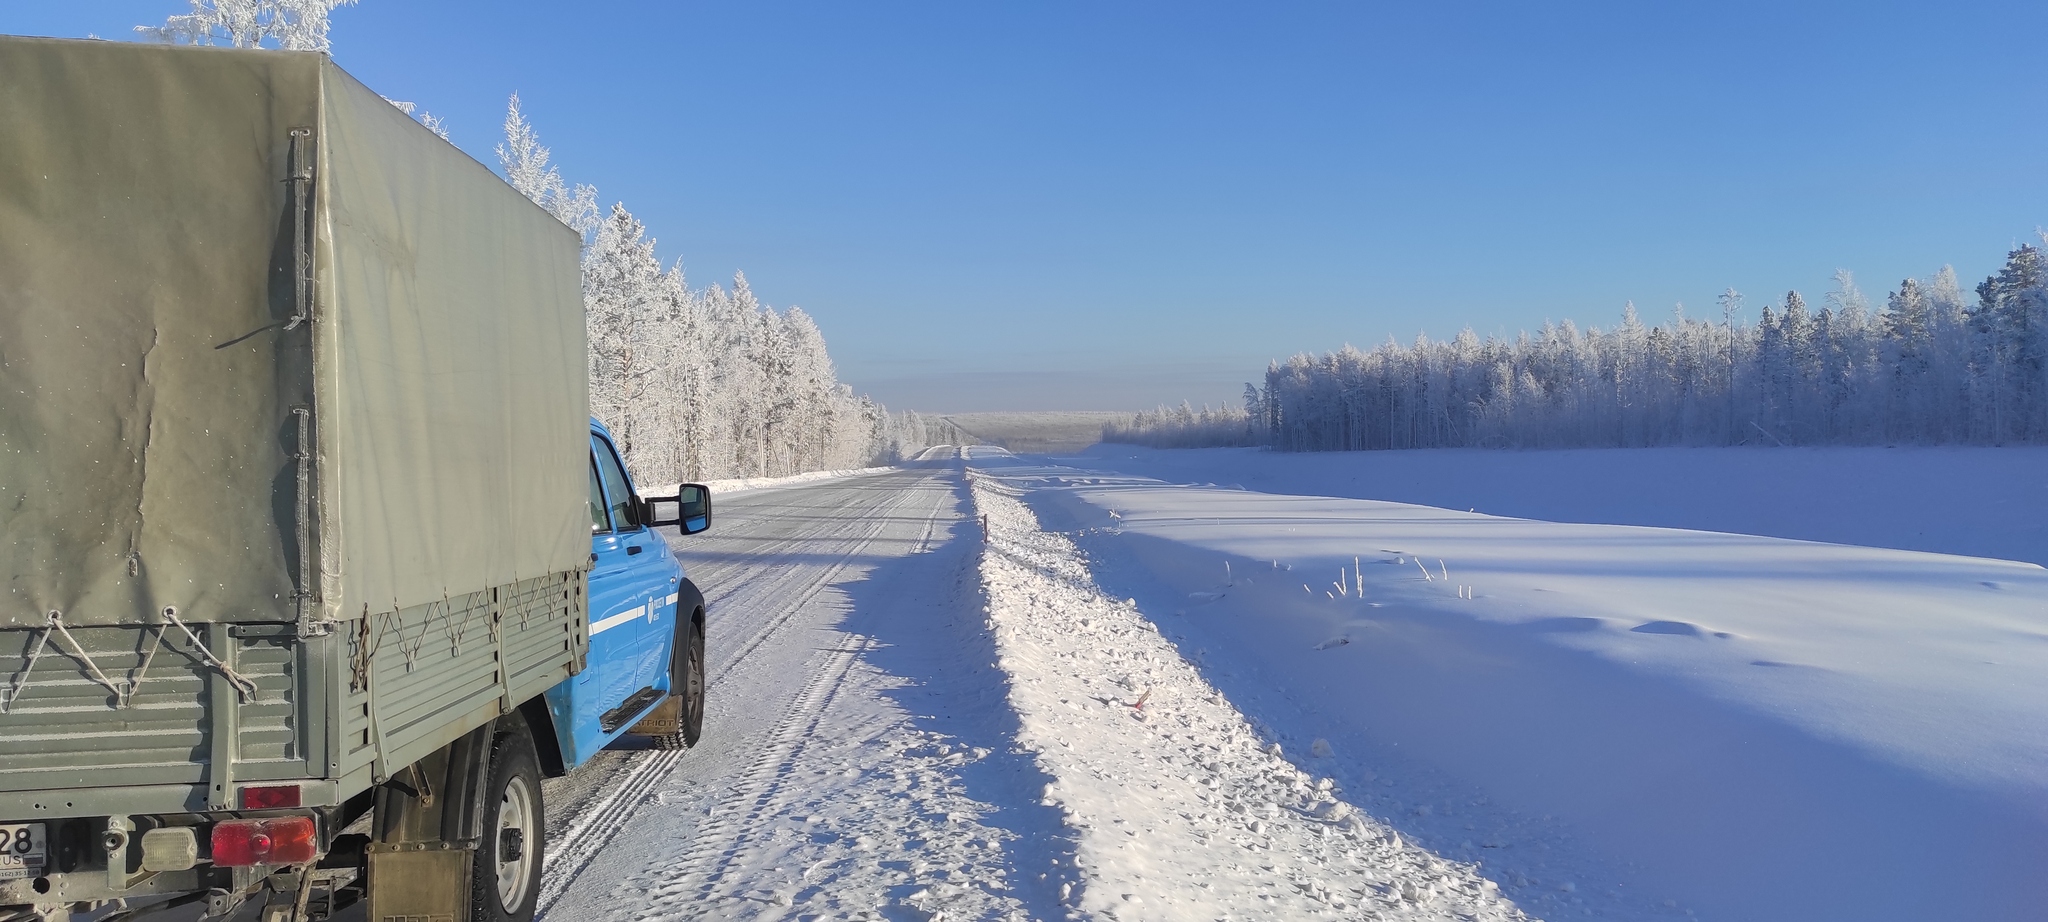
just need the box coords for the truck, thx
[0,36,711,922]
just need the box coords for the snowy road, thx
[536,462,1070,920]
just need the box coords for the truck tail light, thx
[211,817,317,866]
[240,784,302,810]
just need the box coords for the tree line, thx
[1108,244,2048,452]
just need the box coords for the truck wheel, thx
[471,722,544,922]
[680,619,705,746]
[651,618,705,750]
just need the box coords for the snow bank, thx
[1062,444,2048,566]
[970,473,1529,921]
[985,455,2048,921]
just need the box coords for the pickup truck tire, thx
[471,720,544,922]
[651,618,706,750]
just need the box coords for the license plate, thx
[0,823,46,881]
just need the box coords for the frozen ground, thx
[983,446,2048,921]
[1066,444,2048,566]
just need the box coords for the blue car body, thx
[544,419,704,768]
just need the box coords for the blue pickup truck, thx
[468,420,712,922]
[557,420,711,762]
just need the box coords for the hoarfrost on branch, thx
[136,0,357,53]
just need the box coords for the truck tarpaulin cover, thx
[0,38,589,628]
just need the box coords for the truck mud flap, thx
[625,696,681,738]
[366,843,471,922]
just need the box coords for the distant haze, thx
[940,412,1132,454]
[854,361,1250,415]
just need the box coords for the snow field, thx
[970,474,1531,921]
[1006,454,2048,921]
[1065,443,2048,567]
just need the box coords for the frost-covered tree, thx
[496,95,598,237]
[1973,244,2048,442]
[381,98,449,140]
[137,0,355,52]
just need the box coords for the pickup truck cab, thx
[549,421,711,767]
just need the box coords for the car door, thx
[584,432,675,726]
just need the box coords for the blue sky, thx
[8,2,2046,413]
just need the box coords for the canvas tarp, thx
[0,37,588,628]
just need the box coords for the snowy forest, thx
[1108,247,2048,451]
[137,0,965,484]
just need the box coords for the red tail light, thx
[240,784,302,810]
[211,817,318,866]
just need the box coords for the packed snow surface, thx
[1068,444,2048,566]
[982,446,2048,921]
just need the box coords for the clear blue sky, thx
[8,2,2046,413]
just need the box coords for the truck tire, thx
[651,618,705,750]
[471,721,544,922]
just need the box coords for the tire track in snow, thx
[536,474,948,919]
[703,482,930,687]
[615,474,1038,922]
[641,633,874,909]
[536,748,686,914]
[638,483,958,901]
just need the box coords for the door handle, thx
[627,545,643,556]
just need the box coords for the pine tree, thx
[1974,245,2048,441]
[1883,278,1933,438]
[1778,292,1815,439]
[497,95,598,236]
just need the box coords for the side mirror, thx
[642,484,712,535]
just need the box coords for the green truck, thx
[0,36,710,922]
